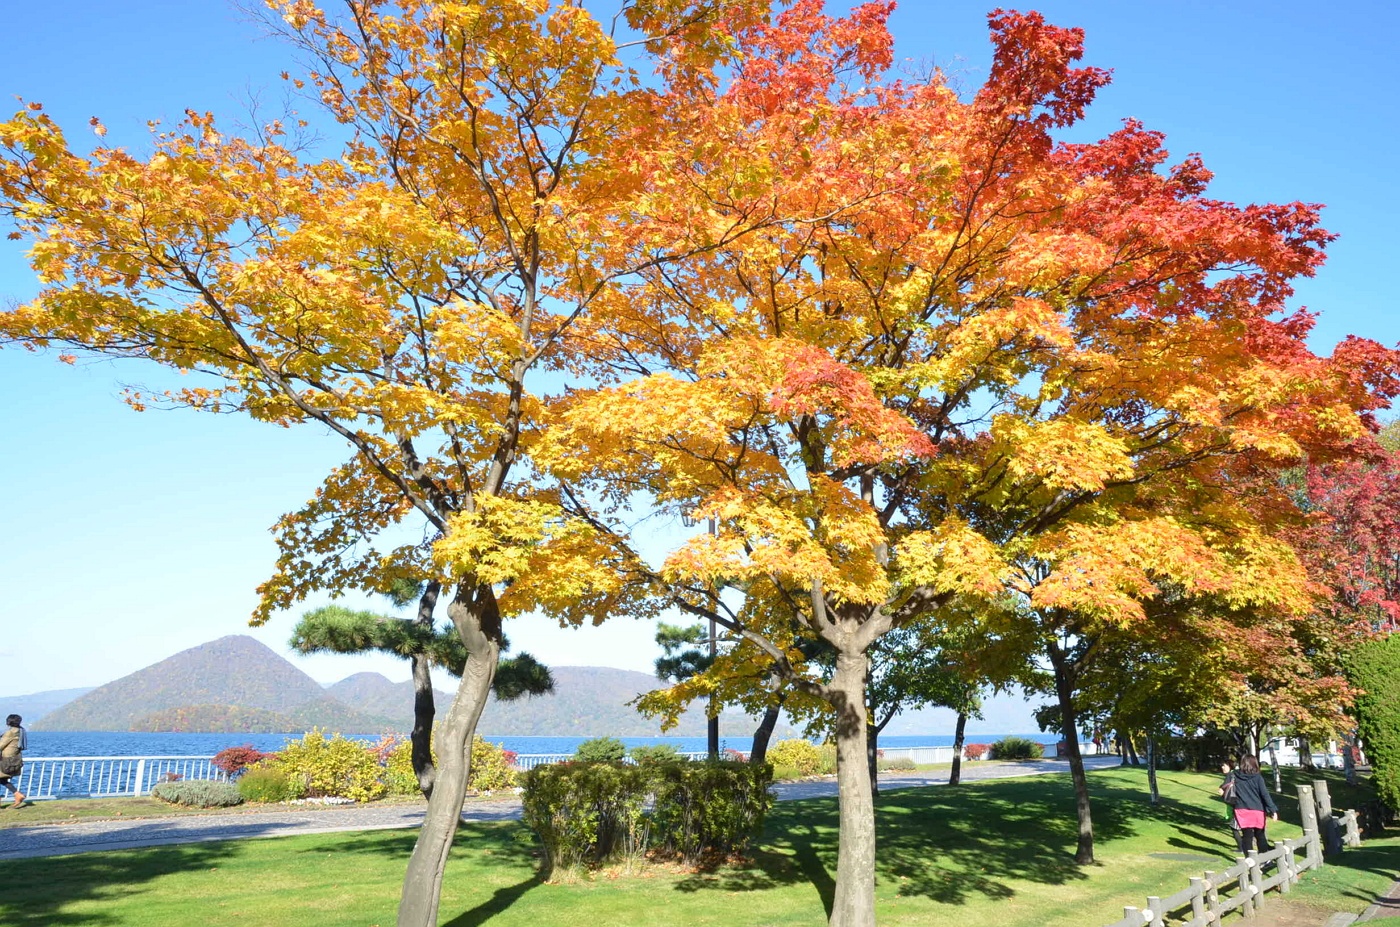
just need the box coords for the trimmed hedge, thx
[1347,634,1400,811]
[989,736,1043,760]
[522,760,773,875]
[151,780,244,808]
[237,764,304,803]
[574,736,627,764]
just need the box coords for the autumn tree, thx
[539,7,1399,923]
[0,2,773,925]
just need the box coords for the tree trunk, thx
[1267,740,1282,792]
[866,720,880,798]
[1343,733,1358,786]
[750,704,781,766]
[397,584,501,927]
[1117,730,1128,766]
[1146,735,1159,805]
[1126,734,1140,767]
[1297,735,1316,770]
[410,581,442,799]
[1050,648,1094,864]
[829,650,876,927]
[949,711,968,787]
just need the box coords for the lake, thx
[26,731,1059,758]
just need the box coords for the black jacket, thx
[1231,771,1277,815]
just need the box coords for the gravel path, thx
[0,754,1123,860]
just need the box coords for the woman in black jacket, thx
[1231,753,1278,854]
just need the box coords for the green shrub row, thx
[989,736,1043,760]
[151,780,245,808]
[234,730,520,804]
[522,760,774,875]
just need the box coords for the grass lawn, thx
[0,794,429,830]
[4,765,1396,927]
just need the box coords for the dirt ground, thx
[1248,900,1337,927]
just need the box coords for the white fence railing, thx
[18,756,230,800]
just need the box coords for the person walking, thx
[1231,753,1278,855]
[0,714,27,808]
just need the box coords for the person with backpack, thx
[0,714,26,808]
[1230,753,1279,854]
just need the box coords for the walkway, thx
[0,754,1123,860]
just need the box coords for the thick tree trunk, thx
[1297,735,1316,770]
[410,581,443,799]
[397,585,501,927]
[829,651,876,927]
[1050,648,1094,864]
[866,720,880,798]
[949,711,968,787]
[1126,734,1140,767]
[750,704,781,766]
[1117,730,1128,766]
[1146,735,1159,805]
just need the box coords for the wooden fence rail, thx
[1104,780,1361,927]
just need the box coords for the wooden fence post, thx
[1146,896,1165,927]
[1280,839,1296,891]
[1237,857,1254,917]
[1189,877,1207,925]
[1343,809,1361,848]
[1249,851,1265,911]
[1204,870,1222,927]
[1315,779,1344,857]
[1297,784,1321,869]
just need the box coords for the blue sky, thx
[1,2,1396,735]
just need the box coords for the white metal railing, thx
[511,751,711,770]
[18,756,229,800]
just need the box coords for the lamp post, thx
[683,513,721,759]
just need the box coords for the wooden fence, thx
[1105,780,1362,927]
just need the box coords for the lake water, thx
[26,731,1058,759]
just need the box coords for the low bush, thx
[816,743,838,775]
[574,736,627,764]
[628,743,684,766]
[766,739,822,777]
[151,780,244,808]
[963,743,989,760]
[211,745,269,778]
[876,756,916,772]
[770,764,803,781]
[650,761,774,863]
[237,764,304,803]
[989,736,1043,761]
[522,762,653,875]
[470,737,518,792]
[521,760,773,875]
[277,730,385,802]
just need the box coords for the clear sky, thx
[1,2,1396,732]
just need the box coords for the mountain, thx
[324,666,785,739]
[0,687,95,724]
[132,699,395,734]
[35,636,332,731]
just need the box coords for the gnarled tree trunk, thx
[398,584,501,927]
[410,580,442,799]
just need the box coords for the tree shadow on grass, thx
[1,842,236,926]
[442,874,546,927]
[672,767,1259,909]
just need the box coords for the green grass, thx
[0,793,430,829]
[2,765,1394,927]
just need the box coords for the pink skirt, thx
[1235,808,1267,829]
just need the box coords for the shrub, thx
[522,762,653,875]
[876,755,916,772]
[379,734,516,795]
[628,743,684,766]
[237,763,304,803]
[650,761,774,863]
[574,736,627,764]
[521,760,774,875]
[1347,634,1400,811]
[989,736,1043,761]
[151,780,244,808]
[770,764,803,781]
[470,737,518,792]
[816,743,838,775]
[277,729,385,802]
[212,745,269,778]
[963,743,989,760]
[766,739,822,777]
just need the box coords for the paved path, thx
[0,755,1123,860]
